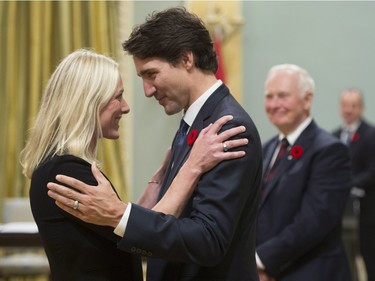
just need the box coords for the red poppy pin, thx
[352,132,359,142]
[187,129,199,146]
[289,145,304,159]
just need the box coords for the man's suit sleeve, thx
[117,118,262,266]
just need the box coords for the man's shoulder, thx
[219,93,253,121]
[312,125,343,147]
[359,120,375,134]
[207,90,257,129]
[292,122,345,156]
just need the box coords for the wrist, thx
[183,160,203,177]
[110,202,127,228]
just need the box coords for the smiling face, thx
[100,78,129,139]
[264,70,312,135]
[133,56,192,115]
[340,90,363,125]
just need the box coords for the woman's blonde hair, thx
[20,49,120,178]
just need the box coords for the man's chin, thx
[270,120,286,128]
[163,107,182,116]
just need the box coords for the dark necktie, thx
[159,119,190,199]
[170,119,189,168]
[264,138,289,182]
[175,119,189,148]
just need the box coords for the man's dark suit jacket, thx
[333,120,375,224]
[30,155,143,281]
[257,120,352,281]
[333,120,375,280]
[117,84,263,281]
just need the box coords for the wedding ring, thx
[223,142,229,152]
[73,200,79,210]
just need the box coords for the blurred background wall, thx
[243,1,375,142]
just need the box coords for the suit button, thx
[136,248,142,254]
[131,247,136,253]
[147,251,152,257]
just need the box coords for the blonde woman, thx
[20,49,247,281]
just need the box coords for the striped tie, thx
[264,138,289,182]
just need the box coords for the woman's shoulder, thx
[37,154,90,172]
[32,154,95,185]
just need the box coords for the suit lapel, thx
[171,84,230,173]
[350,120,365,147]
[261,153,295,204]
[262,137,278,178]
[260,121,318,205]
[159,84,230,198]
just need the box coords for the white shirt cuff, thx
[113,202,132,237]
[256,252,265,269]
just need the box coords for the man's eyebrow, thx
[139,69,155,77]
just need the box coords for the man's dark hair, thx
[122,7,218,73]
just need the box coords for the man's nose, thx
[143,81,156,98]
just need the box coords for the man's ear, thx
[303,91,313,110]
[181,51,194,70]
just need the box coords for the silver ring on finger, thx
[73,200,79,210]
[223,142,229,152]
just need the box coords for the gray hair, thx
[265,64,315,97]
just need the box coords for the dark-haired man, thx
[48,7,262,281]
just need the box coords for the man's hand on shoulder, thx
[47,162,127,228]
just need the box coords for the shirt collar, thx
[279,116,312,146]
[342,120,361,133]
[183,80,223,127]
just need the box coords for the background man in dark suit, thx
[47,7,263,281]
[333,88,375,281]
[256,64,352,281]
